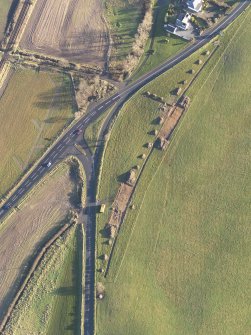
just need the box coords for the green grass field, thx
[0,68,75,197]
[96,41,215,262]
[3,225,83,335]
[0,0,13,41]
[105,0,144,61]
[96,8,251,335]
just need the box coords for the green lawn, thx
[0,68,76,197]
[96,8,251,335]
[3,226,83,335]
[0,0,13,41]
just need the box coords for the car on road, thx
[73,128,81,135]
[42,161,52,168]
[2,204,10,210]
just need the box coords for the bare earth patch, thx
[0,162,78,322]
[20,0,109,67]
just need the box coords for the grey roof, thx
[165,24,177,33]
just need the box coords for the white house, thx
[187,0,203,12]
[176,13,191,30]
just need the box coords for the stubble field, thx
[0,68,75,198]
[20,0,109,67]
[0,0,12,41]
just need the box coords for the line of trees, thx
[122,0,153,77]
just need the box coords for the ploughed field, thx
[20,0,109,67]
[0,161,81,323]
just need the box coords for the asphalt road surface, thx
[0,1,249,334]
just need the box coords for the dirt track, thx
[20,0,109,67]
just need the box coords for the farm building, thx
[176,13,191,30]
[187,0,203,12]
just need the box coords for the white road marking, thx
[65,138,71,144]
[98,106,103,110]
[105,101,110,105]
[37,166,43,172]
[0,210,4,215]
[31,174,37,180]
[27,181,32,187]
[12,195,18,201]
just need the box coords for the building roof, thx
[187,0,203,12]
[177,13,191,25]
[164,24,177,33]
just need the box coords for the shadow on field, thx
[34,86,74,111]
[54,286,75,296]
[45,116,72,124]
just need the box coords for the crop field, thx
[96,9,251,335]
[21,0,109,67]
[3,225,82,335]
[0,161,81,322]
[105,0,145,61]
[0,68,75,197]
[0,0,12,41]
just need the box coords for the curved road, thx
[0,1,249,334]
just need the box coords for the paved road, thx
[0,1,249,334]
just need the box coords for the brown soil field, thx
[20,0,109,67]
[0,162,79,322]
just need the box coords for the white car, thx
[46,161,52,168]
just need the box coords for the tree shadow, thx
[34,85,74,111]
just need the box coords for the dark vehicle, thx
[73,129,81,135]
